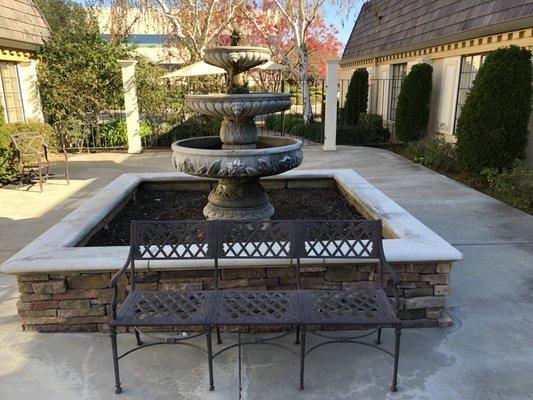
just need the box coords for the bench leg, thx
[295,325,300,345]
[391,325,401,392]
[216,326,222,345]
[375,327,382,345]
[299,326,306,390]
[206,326,215,391]
[110,326,122,394]
[134,328,143,346]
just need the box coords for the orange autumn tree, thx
[243,0,343,123]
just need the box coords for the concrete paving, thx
[1,146,532,400]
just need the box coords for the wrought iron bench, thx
[108,219,401,394]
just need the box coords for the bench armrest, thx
[110,248,133,287]
[378,240,400,310]
[109,248,133,320]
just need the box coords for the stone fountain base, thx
[205,178,274,219]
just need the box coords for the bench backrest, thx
[127,219,384,290]
[298,220,381,260]
[131,220,215,261]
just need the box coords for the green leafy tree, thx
[37,0,129,146]
[395,63,433,142]
[456,46,532,172]
[135,59,184,134]
[342,68,368,125]
[35,0,87,34]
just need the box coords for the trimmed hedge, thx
[341,69,368,125]
[290,122,324,143]
[337,113,390,145]
[264,113,305,133]
[151,115,222,147]
[456,46,532,172]
[395,63,433,142]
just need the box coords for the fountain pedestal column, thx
[204,178,274,220]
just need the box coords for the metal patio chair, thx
[9,132,69,191]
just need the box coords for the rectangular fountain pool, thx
[1,169,462,332]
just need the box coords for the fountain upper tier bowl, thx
[203,46,270,71]
[185,93,291,119]
[172,136,303,179]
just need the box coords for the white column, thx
[18,60,44,122]
[118,60,142,154]
[323,59,340,151]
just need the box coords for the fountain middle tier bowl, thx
[172,136,303,179]
[185,93,292,119]
[203,46,270,71]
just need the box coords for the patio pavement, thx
[0,146,532,400]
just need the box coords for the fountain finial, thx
[230,28,241,46]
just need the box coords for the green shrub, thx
[0,121,56,183]
[264,113,306,133]
[481,160,533,212]
[290,122,323,142]
[99,119,127,147]
[395,63,433,142]
[0,103,4,126]
[456,46,532,173]
[404,136,457,172]
[342,69,368,125]
[153,115,222,147]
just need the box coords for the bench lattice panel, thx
[116,291,213,325]
[300,220,380,258]
[300,289,396,325]
[134,221,213,260]
[219,221,293,258]
[212,291,299,324]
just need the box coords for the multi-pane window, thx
[454,54,485,132]
[0,62,25,123]
[388,63,406,121]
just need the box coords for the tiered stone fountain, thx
[172,35,303,220]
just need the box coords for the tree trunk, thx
[298,45,313,124]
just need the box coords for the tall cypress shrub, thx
[395,63,433,142]
[456,46,532,172]
[342,68,368,125]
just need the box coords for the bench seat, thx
[299,289,398,326]
[113,290,216,326]
[211,290,300,325]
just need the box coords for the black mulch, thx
[85,187,365,246]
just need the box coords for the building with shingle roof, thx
[338,0,533,163]
[0,0,50,123]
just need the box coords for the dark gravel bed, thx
[85,187,365,246]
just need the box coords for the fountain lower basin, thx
[172,136,303,219]
[172,136,303,178]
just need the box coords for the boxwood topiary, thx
[341,69,368,126]
[456,46,532,173]
[395,63,433,142]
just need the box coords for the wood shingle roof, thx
[0,0,50,51]
[342,0,533,61]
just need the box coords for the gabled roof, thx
[342,0,533,62]
[0,0,50,52]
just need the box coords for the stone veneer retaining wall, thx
[17,261,452,333]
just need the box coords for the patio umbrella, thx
[162,61,226,78]
[253,61,289,71]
